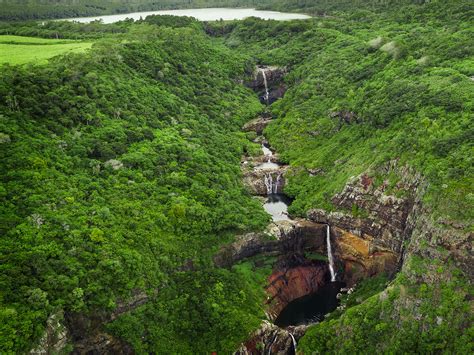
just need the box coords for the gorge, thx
[1,2,472,354]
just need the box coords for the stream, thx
[243,66,343,348]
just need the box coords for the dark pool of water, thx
[274,281,345,327]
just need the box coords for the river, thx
[63,8,311,24]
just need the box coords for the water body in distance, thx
[274,281,345,327]
[64,8,311,24]
[264,194,291,222]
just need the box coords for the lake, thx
[64,8,311,24]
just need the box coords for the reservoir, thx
[64,8,311,23]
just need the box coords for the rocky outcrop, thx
[246,66,287,104]
[243,116,273,135]
[308,161,424,286]
[266,263,328,320]
[30,311,69,354]
[236,321,305,355]
[242,167,287,195]
[214,220,327,268]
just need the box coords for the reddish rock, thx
[266,264,327,319]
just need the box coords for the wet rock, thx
[246,66,287,104]
[266,264,328,320]
[243,116,273,135]
[214,220,327,268]
[236,321,299,355]
[308,161,424,285]
[242,168,286,195]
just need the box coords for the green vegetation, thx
[0,0,472,353]
[299,262,473,353]
[0,21,269,353]
[210,0,473,352]
[0,35,92,65]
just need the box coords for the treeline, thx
[0,0,263,21]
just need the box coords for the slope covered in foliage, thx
[211,0,473,352]
[0,20,269,353]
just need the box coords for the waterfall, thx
[264,173,273,195]
[326,225,336,282]
[264,172,282,195]
[273,173,281,194]
[289,333,297,353]
[267,335,278,355]
[262,144,272,163]
[260,68,270,104]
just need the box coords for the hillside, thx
[0,1,473,354]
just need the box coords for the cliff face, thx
[236,321,306,355]
[307,161,425,286]
[213,219,326,268]
[246,66,287,104]
[266,264,328,320]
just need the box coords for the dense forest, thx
[1,0,473,354]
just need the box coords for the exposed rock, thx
[214,219,327,268]
[308,161,424,285]
[242,167,287,195]
[266,263,328,319]
[30,311,69,354]
[236,321,301,355]
[246,66,287,104]
[332,227,397,286]
[330,110,360,128]
[243,116,273,135]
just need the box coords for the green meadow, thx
[0,35,92,65]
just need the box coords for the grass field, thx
[0,35,92,65]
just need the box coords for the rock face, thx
[214,219,327,268]
[266,263,328,320]
[236,321,305,355]
[30,311,69,355]
[308,161,424,286]
[243,116,273,135]
[246,66,287,104]
[242,167,287,195]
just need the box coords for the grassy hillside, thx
[0,35,92,65]
[0,1,472,353]
[212,0,473,351]
[0,20,269,353]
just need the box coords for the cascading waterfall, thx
[259,68,270,104]
[274,173,281,193]
[264,172,282,195]
[289,333,297,353]
[264,173,273,195]
[326,225,336,282]
[262,144,273,163]
[267,335,278,355]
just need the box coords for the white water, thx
[326,225,336,282]
[63,8,311,23]
[267,335,278,355]
[264,173,282,194]
[262,144,273,162]
[264,173,273,195]
[259,68,270,104]
[256,144,279,170]
[289,333,297,353]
